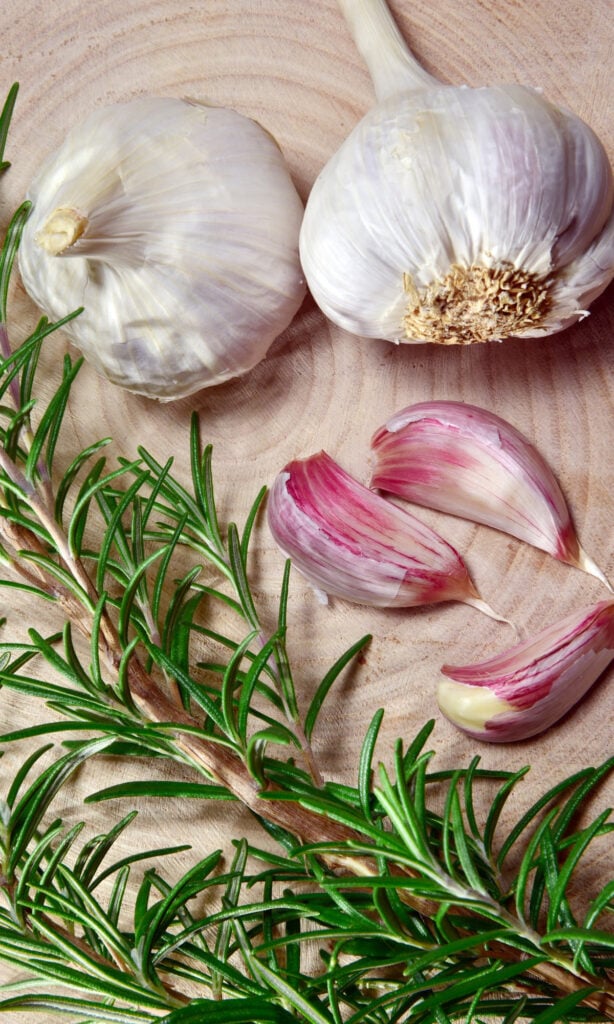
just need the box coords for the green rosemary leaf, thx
[167,590,202,686]
[250,813,298,855]
[26,627,79,686]
[304,634,371,743]
[483,765,531,861]
[17,337,43,416]
[0,402,34,464]
[497,767,594,870]
[188,422,223,552]
[13,817,69,909]
[30,821,87,916]
[25,879,132,964]
[462,756,483,844]
[161,997,299,1023]
[0,994,155,1023]
[115,636,140,712]
[227,522,260,631]
[151,515,190,627]
[161,565,203,659]
[212,838,249,997]
[90,591,110,691]
[44,354,84,478]
[447,779,487,895]
[552,759,614,845]
[137,445,216,554]
[144,851,225,982]
[107,863,130,928]
[85,780,237,803]
[401,719,436,779]
[221,628,259,744]
[358,708,384,823]
[376,759,433,868]
[5,743,54,809]
[246,727,294,786]
[0,667,119,719]
[513,806,560,924]
[91,842,192,893]
[543,925,614,948]
[6,737,116,878]
[530,986,601,1023]
[117,548,168,646]
[240,484,267,566]
[72,810,138,886]
[496,996,528,1024]
[583,878,614,930]
[24,354,83,482]
[141,639,230,738]
[271,631,299,724]
[412,757,432,849]
[401,956,547,1019]
[249,958,334,1024]
[0,577,57,601]
[189,582,244,618]
[0,202,30,322]
[61,620,106,698]
[6,926,171,1007]
[0,81,18,171]
[237,631,284,746]
[54,438,112,524]
[138,454,174,535]
[0,335,39,406]
[92,468,150,591]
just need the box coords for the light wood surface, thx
[1,0,613,1013]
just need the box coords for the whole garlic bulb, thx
[18,97,306,399]
[300,0,614,346]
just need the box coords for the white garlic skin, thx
[299,83,614,345]
[18,97,306,400]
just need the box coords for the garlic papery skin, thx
[267,450,502,618]
[371,400,610,587]
[18,97,306,400]
[438,600,614,742]
[299,0,614,347]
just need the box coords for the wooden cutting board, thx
[1,0,613,1012]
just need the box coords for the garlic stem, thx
[336,0,437,99]
[36,207,88,256]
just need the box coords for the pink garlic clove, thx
[438,600,614,742]
[267,450,503,619]
[371,400,610,588]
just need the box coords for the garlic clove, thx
[438,600,614,742]
[18,97,306,401]
[300,0,614,346]
[371,400,611,588]
[267,450,503,619]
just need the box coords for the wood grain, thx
[0,0,613,1015]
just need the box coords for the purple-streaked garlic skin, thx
[438,600,614,742]
[371,400,609,586]
[267,450,487,611]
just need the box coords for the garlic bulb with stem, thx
[299,0,614,346]
[18,96,306,400]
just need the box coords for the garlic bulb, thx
[300,0,614,346]
[18,97,306,400]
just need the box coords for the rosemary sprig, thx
[0,84,613,1023]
